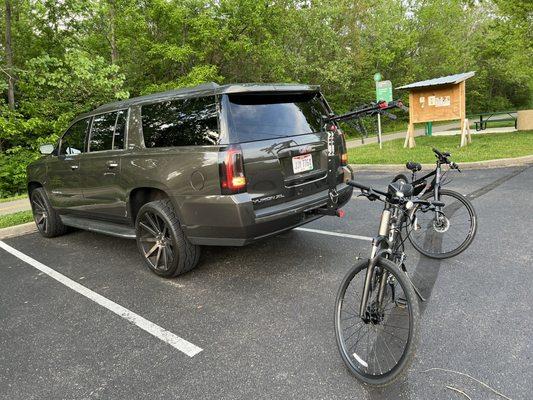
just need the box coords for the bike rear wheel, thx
[334,258,419,386]
[408,189,477,259]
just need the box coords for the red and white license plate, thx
[292,153,313,174]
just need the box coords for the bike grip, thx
[432,200,445,207]
[381,110,397,120]
[347,180,370,191]
[432,147,443,157]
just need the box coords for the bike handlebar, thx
[347,181,388,197]
[347,180,444,208]
[432,147,461,171]
[325,100,408,124]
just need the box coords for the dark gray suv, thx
[27,83,353,277]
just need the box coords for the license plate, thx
[292,153,313,174]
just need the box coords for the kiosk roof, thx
[396,71,475,90]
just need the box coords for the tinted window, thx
[114,109,127,150]
[141,96,219,148]
[89,112,118,152]
[226,92,327,142]
[60,118,90,155]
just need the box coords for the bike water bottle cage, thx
[406,161,422,172]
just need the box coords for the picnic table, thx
[472,111,517,131]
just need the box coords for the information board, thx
[409,83,463,123]
[376,80,393,103]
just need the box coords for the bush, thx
[0,147,40,197]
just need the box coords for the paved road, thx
[0,198,30,216]
[0,166,532,399]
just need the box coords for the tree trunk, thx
[4,0,15,109]
[108,0,118,64]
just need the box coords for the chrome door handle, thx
[70,165,79,170]
[106,161,119,169]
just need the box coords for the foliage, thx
[1,0,532,196]
[348,131,533,164]
[0,146,39,196]
[0,210,33,229]
[0,193,26,203]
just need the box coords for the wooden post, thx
[404,92,416,148]
[460,118,467,147]
[404,127,409,148]
[458,81,471,147]
[404,123,415,148]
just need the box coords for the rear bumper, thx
[179,183,353,246]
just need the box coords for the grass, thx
[0,210,34,229]
[348,130,533,164]
[346,119,516,140]
[0,193,28,203]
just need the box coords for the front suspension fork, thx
[359,210,391,318]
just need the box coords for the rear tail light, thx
[219,145,247,194]
[340,152,348,166]
[335,124,348,166]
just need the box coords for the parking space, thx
[1,166,531,399]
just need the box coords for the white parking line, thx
[0,240,203,358]
[294,227,372,242]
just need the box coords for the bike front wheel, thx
[409,189,477,259]
[334,258,419,386]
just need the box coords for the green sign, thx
[373,72,382,82]
[376,80,393,103]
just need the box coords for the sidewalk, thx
[0,198,31,216]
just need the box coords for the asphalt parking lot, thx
[1,166,532,400]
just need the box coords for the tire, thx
[30,187,68,238]
[334,258,419,387]
[408,189,477,259]
[135,199,200,278]
[392,173,410,184]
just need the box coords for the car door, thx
[78,109,128,221]
[46,118,91,212]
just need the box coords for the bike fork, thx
[359,210,391,318]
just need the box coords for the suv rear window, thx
[225,92,327,143]
[141,96,219,148]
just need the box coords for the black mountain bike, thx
[392,148,477,259]
[334,179,444,386]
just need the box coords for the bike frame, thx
[359,201,398,317]
[410,161,446,221]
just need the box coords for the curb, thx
[0,222,37,240]
[350,154,533,172]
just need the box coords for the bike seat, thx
[406,161,422,172]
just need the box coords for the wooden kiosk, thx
[397,71,475,148]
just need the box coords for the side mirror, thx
[39,144,55,155]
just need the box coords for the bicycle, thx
[334,179,444,386]
[392,148,477,259]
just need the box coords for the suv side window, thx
[60,118,91,155]
[114,109,128,150]
[141,96,219,148]
[89,112,118,152]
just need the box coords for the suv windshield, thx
[225,92,327,143]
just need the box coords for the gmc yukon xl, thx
[27,83,353,277]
